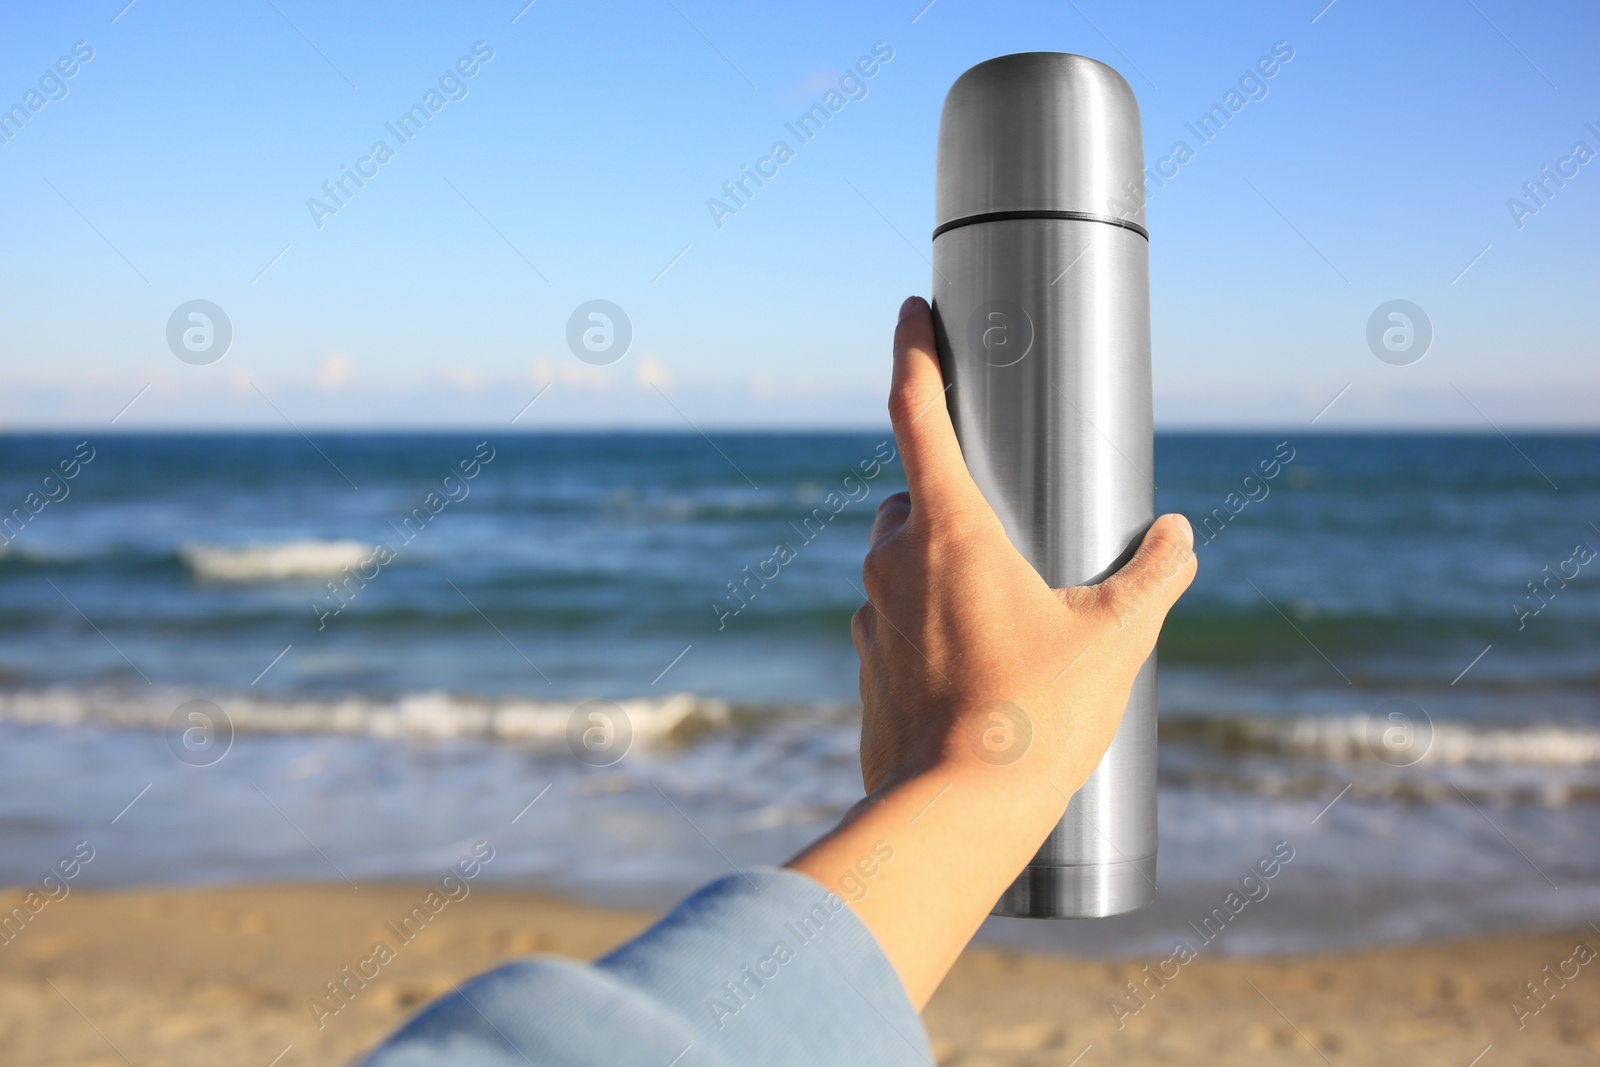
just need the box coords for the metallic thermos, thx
[932,53,1156,919]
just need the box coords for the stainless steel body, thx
[931,53,1155,918]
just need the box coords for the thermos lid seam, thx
[932,208,1149,242]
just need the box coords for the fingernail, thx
[898,296,922,322]
[1171,514,1194,548]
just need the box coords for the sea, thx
[1,431,1596,958]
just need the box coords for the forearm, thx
[785,757,1069,1010]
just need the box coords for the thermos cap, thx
[935,52,1146,237]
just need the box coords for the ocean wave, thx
[1152,714,1600,806]
[179,540,374,581]
[3,689,1597,768]
[4,689,1599,806]
[0,541,96,564]
[0,688,731,746]
[1162,714,1600,766]
[1160,763,1600,807]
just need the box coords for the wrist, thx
[844,755,1071,888]
[787,753,1072,1010]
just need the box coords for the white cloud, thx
[529,358,613,390]
[633,353,673,390]
[435,364,484,392]
[316,352,356,390]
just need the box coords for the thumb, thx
[1093,514,1197,629]
[888,296,981,511]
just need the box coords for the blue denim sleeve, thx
[359,867,932,1067]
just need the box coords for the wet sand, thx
[0,883,1594,1065]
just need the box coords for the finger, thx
[868,491,911,549]
[888,296,980,509]
[1093,514,1197,627]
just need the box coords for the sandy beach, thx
[0,882,1593,1066]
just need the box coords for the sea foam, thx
[179,540,373,581]
[0,688,729,746]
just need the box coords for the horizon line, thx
[2,424,1597,436]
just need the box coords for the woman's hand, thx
[788,295,1195,1010]
[853,295,1195,797]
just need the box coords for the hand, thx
[853,295,1196,796]
[788,295,1195,1010]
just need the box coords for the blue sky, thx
[1,0,1595,429]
